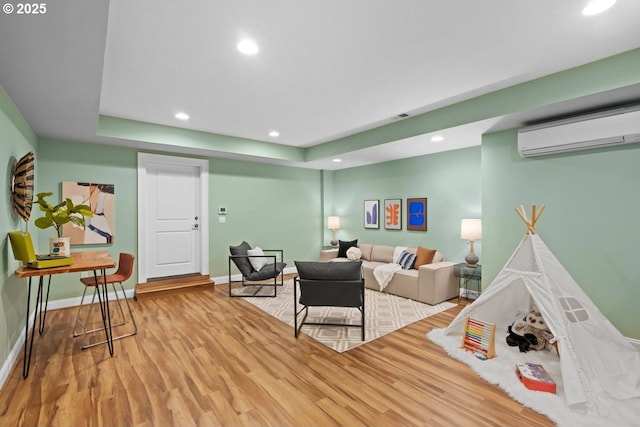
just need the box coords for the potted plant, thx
[34,192,93,256]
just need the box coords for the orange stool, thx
[73,253,137,348]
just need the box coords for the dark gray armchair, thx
[228,241,286,297]
[294,261,365,340]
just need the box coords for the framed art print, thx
[384,199,402,230]
[407,198,427,231]
[62,181,115,244]
[364,200,379,228]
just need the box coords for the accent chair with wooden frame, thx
[294,260,365,340]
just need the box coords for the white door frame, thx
[137,153,209,284]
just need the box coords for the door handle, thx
[193,224,199,230]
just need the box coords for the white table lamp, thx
[461,219,482,267]
[328,216,341,248]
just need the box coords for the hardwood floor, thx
[0,282,553,426]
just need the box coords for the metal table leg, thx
[23,275,52,378]
[88,268,114,355]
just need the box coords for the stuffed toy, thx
[506,310,554,353]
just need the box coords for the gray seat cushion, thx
[246,262,287,281]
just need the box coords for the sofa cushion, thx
[398,250,416,270]
[338,239,358,258]
[295,260,362,280]
[358,243,373,261]
[371,245,395,263]
[414,245,437,268]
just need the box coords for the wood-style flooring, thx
[0,281,553,426]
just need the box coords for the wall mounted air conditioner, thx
[517,105,640,157]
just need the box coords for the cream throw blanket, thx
[373,263,402,291]
[372,247,407,291]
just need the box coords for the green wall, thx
[36,139,138,299]
[332,147,482,261]
[207,157,321,276]
[1,85,37,370]
[482,130,640,339]
[36,141,323,285]
[331,136,640,340]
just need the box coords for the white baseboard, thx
[0,288,135,390]
[0,324,29,391]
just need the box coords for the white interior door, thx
[138,153,209,282]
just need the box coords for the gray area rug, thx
[242,279,456,352]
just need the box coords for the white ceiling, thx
[1,0,640,170]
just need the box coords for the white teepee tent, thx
[441,205,640,416]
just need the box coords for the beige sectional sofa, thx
[326,243,458,305]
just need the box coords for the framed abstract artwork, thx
[384,199,402,230]
[62,182,115,244]
[364,200,379,229]
[407,198,427,231]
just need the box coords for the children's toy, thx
[506,310,553,352]
[461,316,496,359]
[516,362,556,394]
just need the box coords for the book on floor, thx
[515,362,556,394]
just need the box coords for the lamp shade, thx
[461,219,482,240]
[327,216,341,230]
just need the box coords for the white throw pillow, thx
[247,246,267,271]
[346,246,362,260]
[393,246,407,264]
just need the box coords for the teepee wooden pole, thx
[531,204,536,228]
[515,206,529,227]
[515,204,545,235]
[533,204,546,226]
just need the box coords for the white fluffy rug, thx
[242,279,455,352]
[428,328,640,427]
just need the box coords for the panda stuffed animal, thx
[506,310,554,352]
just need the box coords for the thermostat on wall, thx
[218,207,227,215]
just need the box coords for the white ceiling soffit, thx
[1,1,639,169]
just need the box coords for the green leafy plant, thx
[34,192,93,238]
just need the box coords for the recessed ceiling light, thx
[431,135,444,142]
[582,0,616,15]
[175,112,189,120]
[237,39,259,55]
[332,158,342,163]
[269,130,280,138]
